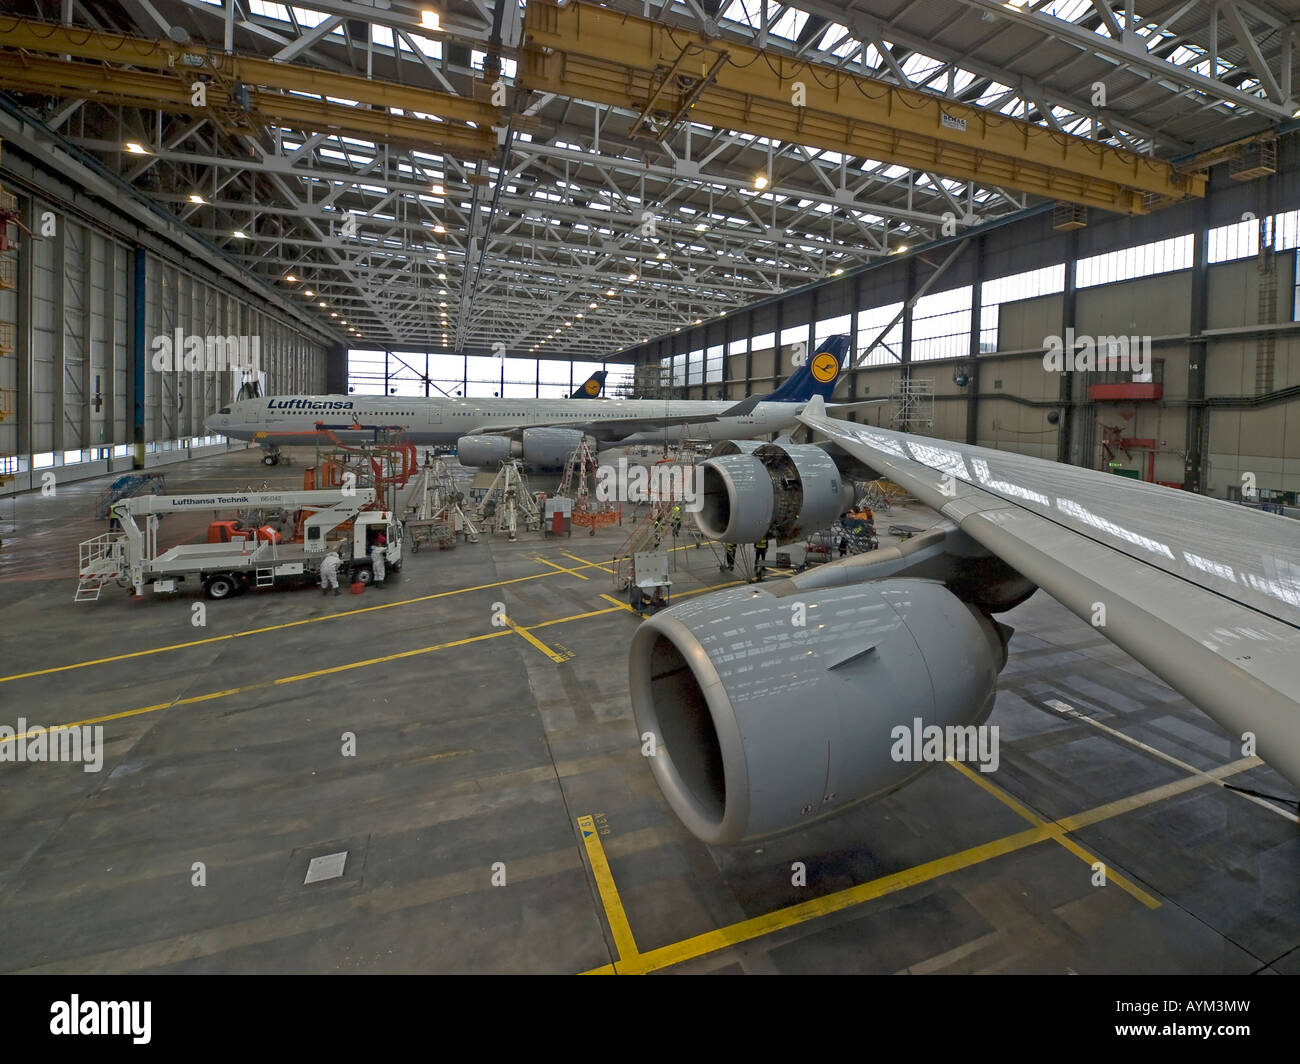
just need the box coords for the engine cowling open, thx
[697,442,853,544]
[628,579,1006,846]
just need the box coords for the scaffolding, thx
[890,377,935,432]
[401,456,479,550]
[555,439,619,534]
[475,460,541,540]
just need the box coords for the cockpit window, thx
[218,407,231,414]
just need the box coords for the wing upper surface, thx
[798,403,1300,790]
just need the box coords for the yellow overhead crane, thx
[518,0,1205,215]
[0,15,500,159]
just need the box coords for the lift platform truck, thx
[76,488,402,602]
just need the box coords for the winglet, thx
[802,394,827,420]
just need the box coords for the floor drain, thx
[304,851,348,885]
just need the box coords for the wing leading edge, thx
[797,397,1300,793]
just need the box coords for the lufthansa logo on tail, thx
[584,379,600,395]
[810,351,839,383]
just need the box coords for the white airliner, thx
[206,336,854,468]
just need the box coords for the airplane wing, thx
[796,395,1300,792]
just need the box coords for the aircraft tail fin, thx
[570,370,608,398]
[765,334,849,402]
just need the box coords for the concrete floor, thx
[0,445,1296,974]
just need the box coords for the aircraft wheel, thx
[262,454,279,466]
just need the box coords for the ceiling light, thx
[695,223,707,231]
[318,301,327,307]
[576,312,584,318]
[330,312,338,318]
[694,318,702,325]
[893,244,909,254]
[420,10,442,32]
[656,250,667,260]
[589,302,597,309]
[626,272,638,281]
[305,289,314,297]
[754,173,768,189]
[832,267,843,275]
[605,288,616,296]
[341,320,347,325]
[438,272,447,280]
[232,230,246,239]
[437,252,446,260]
[124,142,149,155]
[285,274,297,282]
[433,224,446,234]
[188,193,205,204]
[564,321,572,326]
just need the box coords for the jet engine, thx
[457,428,586,471]
[697,442,853,544]
[628,579,1007,846]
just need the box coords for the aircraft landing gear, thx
[261,450,281,466]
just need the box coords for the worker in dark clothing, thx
[724,542,736,570]
[838,535,849,558]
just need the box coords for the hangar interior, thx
[0,0,1297,975]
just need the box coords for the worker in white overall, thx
[319,549,342,595]
[370,541,386,586]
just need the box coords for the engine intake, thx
[629,579,1006,845]
[697,442,853,544]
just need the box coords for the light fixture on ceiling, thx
[626,271,637,281]
[694,318,702,325]
[330,312,338,318]
[232,230,247,239]
[304,289,314,297]
[832,267,843,275]
[437,252,446,260]
[420,10,443,32]
[656,250,667,260]
[589,302,598,308]
[893,244,909,254]
[605,288,616,296]
[754,173,768,190]
[188,193,205,204]
[124,142,149,155]
[318,301,327,307]
[695,222,707,231]
[285,274,297,282]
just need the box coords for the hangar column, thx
[1185,205,1209,493]
[131,246,145,468]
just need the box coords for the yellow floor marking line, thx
[501,616,570,664]
[0,630,515,744]
[575,815,641,973]
[598,594,637,613]
[2,555,615,685]
[589,760,1259,974]
[560,550,614,574]
[531,555,589,580]
[946,760,1160,909]
[1044,699,1298,824]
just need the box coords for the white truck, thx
[76,488,402,602]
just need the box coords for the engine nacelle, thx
[697,442,853,544]
[457,428,585,470]
[457,434,514,467]
[520,427,585,471]
[629,579,1006,845]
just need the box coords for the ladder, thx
[74,576,105,602]
[255,568,275,588]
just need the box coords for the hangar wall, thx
[0,124,332,496]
